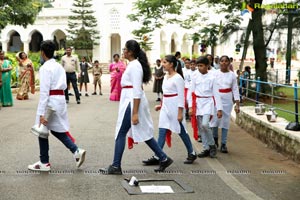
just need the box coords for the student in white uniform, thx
[210,55,240,153]
[143,55,197,165]
[188,56,223,158]
[100,40,173,175]
[28,40,86,171]
[183,58,192,120]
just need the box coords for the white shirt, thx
[214,70,240,101]
[36,58,69,132]
[189,72,222,116]
[182,68,192,89]
[159,73,185,133]
[115,59,154,142]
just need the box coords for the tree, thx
[67,0,100,53]
[0,0,42,31]
[128,0,184,51]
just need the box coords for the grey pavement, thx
[0,74,299,200]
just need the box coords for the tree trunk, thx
[239,20,252,72]
[250,0,267,82]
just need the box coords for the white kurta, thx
[182,68,191,89]
[210,70,240,129]
[35,59,69,132]
[115,60,153,142]
[187,70,199,103]
[159,73,185,134]
[188,72,222,116]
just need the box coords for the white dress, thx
[35,59,69,132]
[188,72,222,116]
[115,59,153,142]
[158,73,185,133]
[210,70,240,129]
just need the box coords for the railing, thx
[239,77,300,131]
[250,69,299,84]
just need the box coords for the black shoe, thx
[79,93,82,96]
[197,136,202,143]
[198,150,209,158]
[154,157,173,172]
[184,153,197,164]
[220,144,228,153]
[209,145,217,158]
[66,100,69,104]
[99,165,122,175]
[100,92,103,95]
[142,156,159,165]
[77,100,81,104]
[92,92,97,95]
[69,93,74,96]
[156,98,161,102]
[214,137,219,148]
[85,93,89,97]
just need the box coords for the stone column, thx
[1,41,8,52]
[23,41,30,54]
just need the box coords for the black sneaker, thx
[198,150,209,158]
[100,92,103,95]
[99,165,122,175]
[214,137,219,148]
[77,100,81,104]
[209,145,217,158]
[197,136,202,143]
[220,144,228,153]
[92,92,97,95]
[142,156,159,165]
[69,93,74,96]
[156,98,161,102]
[184,153,197,164]
[85,93,89,97]
[154,157,173,172]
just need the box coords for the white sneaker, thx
[74,148,86,168]
[28,161,51,172]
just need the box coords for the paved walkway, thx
[0,75,299,200]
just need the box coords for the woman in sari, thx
[16,52,35,100]
[0,51,13,106]
[109,54,126,101]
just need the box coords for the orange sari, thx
[16,59,35,100]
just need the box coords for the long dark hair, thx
[125,40,151,83]
[165,55,184,78]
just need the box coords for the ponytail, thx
[138,50,151,83]
[125,40,151,83]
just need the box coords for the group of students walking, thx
[27,39,239,175]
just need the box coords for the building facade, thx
[0,0,194,64]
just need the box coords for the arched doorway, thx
[29,31,43,52]
[160,31,167,56]
[111,33,121,60]
[52,29,66,50]
[8,31,23,52]
[171,33,178,53]
[182,34,189,54]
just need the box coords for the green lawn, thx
[242,86,299,122]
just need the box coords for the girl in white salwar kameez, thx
[100,40,173,175]
[143,55,197,166]
[28,40,86,172]
[188,56,223,158]
[210,55,240,153]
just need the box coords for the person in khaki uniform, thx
[91,60,103,95]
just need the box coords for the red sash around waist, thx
[49,90,64,96]
[122,85,133,89]
[163,94,178,98]
[219,88,232,93]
